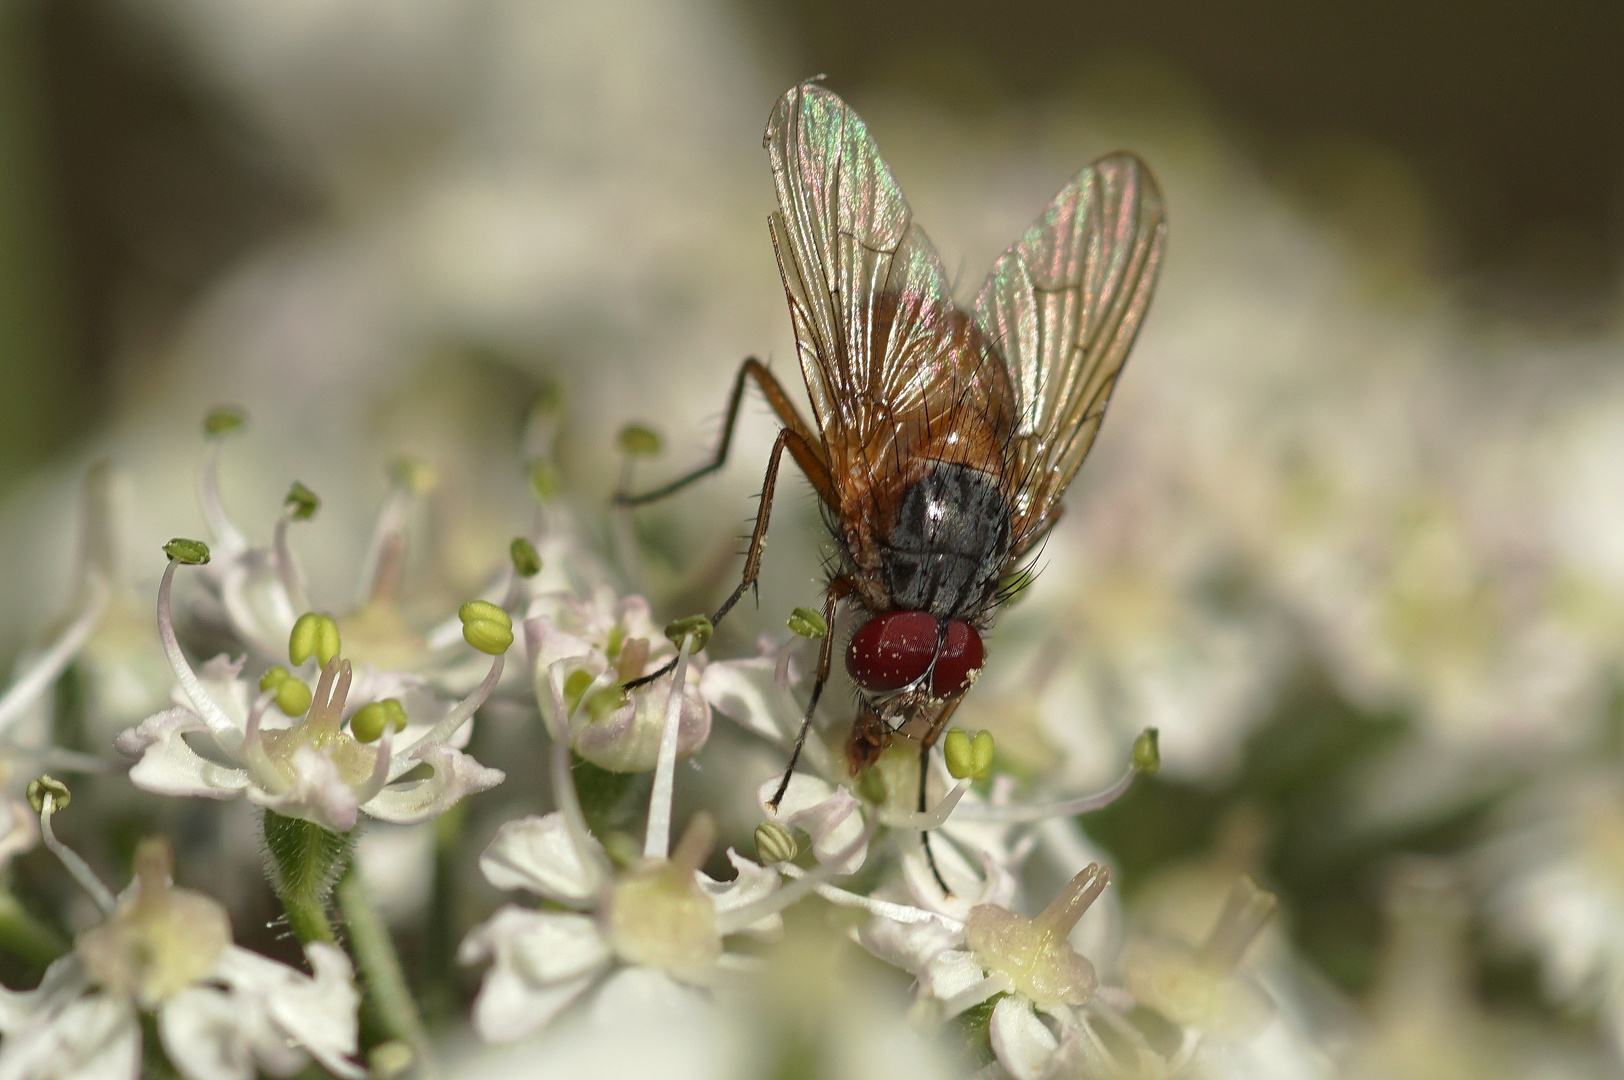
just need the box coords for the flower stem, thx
[262,810,353,945]
[336,861,436,1078]
[0,886,66,968]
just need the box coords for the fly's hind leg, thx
[624,423,831,692]
[618,358,837,692]
[614,357,833,506]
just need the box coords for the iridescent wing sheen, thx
[765,83,1011,517]
[973,153,1166,550]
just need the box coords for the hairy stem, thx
[261,810,353,945]
[336,861,437,1078]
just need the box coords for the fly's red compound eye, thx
[847,611,939,692]
[846,612,985,698]
[931,620,984,698]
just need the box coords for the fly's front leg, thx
[624,426,823,692]
[767,576,850,810]
[918,697,964,895]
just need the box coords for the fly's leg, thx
[624,425,828,692]
[614,357,835,507]
[767,576,849,810]
[918,697,963,895]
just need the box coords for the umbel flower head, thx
[0,783,362,1080]
[115,541,506,832]
[461,618,869,1040]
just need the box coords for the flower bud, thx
[753,821,799,864]
[27,775,70,813]
[163,538,211,565]
[944,728,995,781]
[1133,728,1160,774]
[351,698,409,743]
[786,606,828,638]
[283,481,319,521]
[617,424,662,457]
[510,537,542,578]
[290,612,342,668]
[203,407,246,436]
[664,614,712,653]
[460,600,514,655]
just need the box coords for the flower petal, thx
[459,908,610,1042]
[759,775,867,874]
[573,680,710,773]
[478,813,605,906]
[117,707,253,800]
[160,986,260,1080]
[990,995,1060,1080]
[924,949,993,1005]
[364,742,504,825]
[587,967,710,1028]
[247,745,361,832]
[699,653,792,743]
[858,911,965,979]
[698,850,782,939]
[209,943,364,1080]
[0,988,139,1080]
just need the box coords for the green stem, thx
[0,886,66,967]
[261,810,353,946]
[336,861,436,1078]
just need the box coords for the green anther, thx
[787,606,829,638]
[259,666,290,691]
[203,407,246,436]
[1132,728,1161,775]
[526,459,560,502]
[284,481,320,521]
[290,612,342,667]
[390,456,437,494]
[274,679,312,716]
[753,821,799,864]
[163,538,211,565]
[459,600,513,656]
[351,698,409,743]
[510,537,542,578]
[562,669,626,722]
[944,728,996,781]
[664,614,713,653]
[26,775,70,814]
[616,423,662,457]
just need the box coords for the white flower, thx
[858,863,1114,1080]
[463,630,870,1042]
[193,429,504,695]
[458,810,778,1041]
[526,587,710,772]
[0,835,363,1080]
[115,556,504,833]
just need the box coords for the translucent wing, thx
[765,83,1011,516]
[974,153,1166,548]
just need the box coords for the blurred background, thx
[5,0,1624,1072]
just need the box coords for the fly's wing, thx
[973,153,1166,549]
[765,84,1008,506]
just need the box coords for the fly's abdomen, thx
[878,463,1012,620]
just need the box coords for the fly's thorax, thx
[876,462,1012,621]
